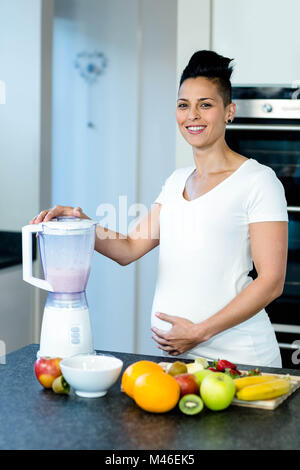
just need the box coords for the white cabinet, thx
[0,0,53,353]
[212,0,300,85]
[0,265,34,354]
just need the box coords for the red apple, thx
[34,357,62,389]
[174,373,199,397]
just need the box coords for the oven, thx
[226,86,300,369]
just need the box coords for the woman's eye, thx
[177,102,211,109]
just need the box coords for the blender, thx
[22,217,97,358]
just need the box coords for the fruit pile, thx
[34,357,70,395]
[121,358,291,415]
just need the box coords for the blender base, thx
[38,303,94,359]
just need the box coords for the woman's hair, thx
[179,50,234,106]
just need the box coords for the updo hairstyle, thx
[179,50,234,106]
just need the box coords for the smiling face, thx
[176,76,235,150]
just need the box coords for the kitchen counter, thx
[0,344,299,450]
[0,231,36,269]
[0,231,22,269]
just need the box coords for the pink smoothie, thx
[46,268,90,293]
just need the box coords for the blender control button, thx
[71,333,80,339]
[71,339,80,344]
[71,327,80,332]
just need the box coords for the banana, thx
[234,374,279,391]
[236,378,291,401]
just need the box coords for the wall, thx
[175,0,212,169]
[212,0,300,85]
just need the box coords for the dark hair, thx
[179,50,234,106]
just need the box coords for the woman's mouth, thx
[186,125,207,135]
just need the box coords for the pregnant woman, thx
[31,50,288,367]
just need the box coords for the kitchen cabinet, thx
[0,267,34,354]
[0,344,299,450]
[212,0,300,85]
[0,232,37,354]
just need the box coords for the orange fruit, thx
[133,371,180,413]
[121,360,164,398]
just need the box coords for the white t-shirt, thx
[151,158,288,367]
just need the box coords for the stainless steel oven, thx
[226,86,300,369]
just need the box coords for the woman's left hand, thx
[151,312,203,356]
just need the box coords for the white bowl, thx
[60,353,123,398]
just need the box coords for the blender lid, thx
[42,217,97,233]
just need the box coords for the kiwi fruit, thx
[179,394,204,415]
[52,375,70,395]
[168,361,188,376]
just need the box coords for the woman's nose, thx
[188,106,200,120]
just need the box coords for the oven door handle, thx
[278,342,300,350]
[287,206,300,212]
[227,123,300,131]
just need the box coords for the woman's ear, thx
[225,102,236,123]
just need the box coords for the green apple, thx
[200,372,236,411]
[193,369,214,386]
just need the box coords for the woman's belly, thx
[151,273,254,331]
[151,285,280,367]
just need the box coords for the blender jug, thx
[23,217,96,292]
[22,217,97,358]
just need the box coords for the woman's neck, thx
[192,141,239,177]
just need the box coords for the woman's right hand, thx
[29,205,91,224]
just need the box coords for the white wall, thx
[212,0,300,85]
[176,0,212,169]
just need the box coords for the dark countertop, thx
[0,344,299,450]
[0,231,22,269]
[0,231,36,269]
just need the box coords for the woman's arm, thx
[152,221,288,355]
[94,203,161,265]
[30,203,161,266]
